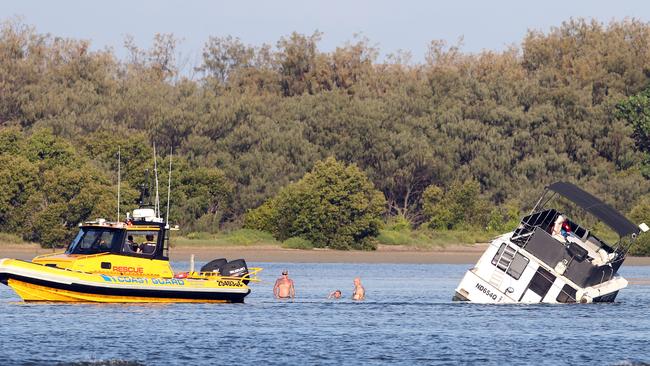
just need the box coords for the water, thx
[1,262,650,365]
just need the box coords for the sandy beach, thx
[3,243,650,265]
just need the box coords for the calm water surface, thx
[1,262,650,365]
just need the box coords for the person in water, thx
[273,270,295,299]
[352,277,365,300]
[328,289,342,299]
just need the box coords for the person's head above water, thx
[354,277,361,286]
[281,269,288,276]
[333,290,341,298]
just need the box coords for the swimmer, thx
[273,269,295,299]
[352,277,365,301]
[328,289,342,299]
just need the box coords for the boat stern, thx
[454,268,515,304]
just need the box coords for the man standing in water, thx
[273,269,295,299]
[352,277,365,300]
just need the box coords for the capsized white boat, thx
[454,182,647,304]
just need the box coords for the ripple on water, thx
[0,263,649,365]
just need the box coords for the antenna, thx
[117,147,121,222]
[153,143,160,217]
[166,147,173,224]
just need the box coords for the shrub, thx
[422,180,490,230]
[245,157,386,250]
[282,237,314,249]
[486,201,521,232]
[629,233,650,256]
[628,197,650,256]
[385,214,412,232]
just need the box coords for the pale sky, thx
[2,0,649,69]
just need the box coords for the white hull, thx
[454,234,628,304]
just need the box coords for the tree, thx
[422,180,490,230]
[616,85,650,177]
[245,157,386,249]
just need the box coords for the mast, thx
[153,143,160,217]
[117,147,121,221]
[166,147,172,224]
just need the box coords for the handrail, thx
[185,267,263,283]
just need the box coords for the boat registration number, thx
[475,283,498,301]
[217,280,244,287]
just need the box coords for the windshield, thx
[66,228,120,255]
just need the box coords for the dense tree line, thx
[1,18,650,248]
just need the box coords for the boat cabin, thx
[66,208,169,260]
[31,207,175,277]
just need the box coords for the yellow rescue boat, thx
[0,208,261,303]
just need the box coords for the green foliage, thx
[486,201,521,232]
[282,236,314,250]
[628,197,650,256]
[377,228,494,247]
[617,85,650,177]
[629,233,650,257]
[0,130,118,247]
[385,214,412,232]
[245,157,386,250]
[0,232,33,246]
[174,229,278,247]
[422,180,490,230]
[1,19,650,252]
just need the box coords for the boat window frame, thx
[491,243,530,280]
[121,229,161,258]
[65,227,122,255]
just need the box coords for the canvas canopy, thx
[547,182,639,238]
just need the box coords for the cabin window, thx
[527,267,556,298]
[122,231,159,256]
[556,284,577,303]
[491,243,530,280]
[66,228,118,255]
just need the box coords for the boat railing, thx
[189,267,263,283]
[511,208,559,247]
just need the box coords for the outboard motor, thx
[200,258,227,273]
[219,259,249,284]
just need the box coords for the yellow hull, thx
[7,279,229,303]
[0,258,259,303]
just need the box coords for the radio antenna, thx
[166,147,172,224]
[117,147,121,222]
[153,143,160,217]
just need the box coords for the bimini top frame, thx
[533,182,639,238]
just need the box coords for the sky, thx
[2,0,649,69]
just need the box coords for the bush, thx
[422,180,490,230]
[282,237,314,249]
[222,229,277,245]
[186,232,212,240]
[486,201,521,232]
[0,232,33,246]
[629,233,650,256]
[174,229,279,247]
[245,157,386,250]
[385,214,412,232]
[628,197,650,256]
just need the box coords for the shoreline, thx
[2,243,650,265]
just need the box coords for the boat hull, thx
[0,258,251,303]
[452,236,627,304]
